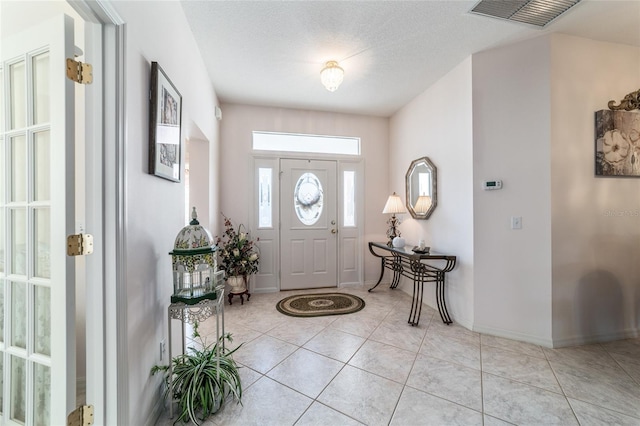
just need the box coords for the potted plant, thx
[151,322,242,425]
[215,215,259,295]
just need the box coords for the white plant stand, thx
[167,277,225,419]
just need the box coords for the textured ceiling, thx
[181,0,640,117]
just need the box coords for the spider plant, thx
[151,323,242,425]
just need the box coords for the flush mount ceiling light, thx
[320,60,344,92]
[470,0,581,27]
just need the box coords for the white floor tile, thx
[390,387,483,426]
[317,365,403,426]
[155,288,640,426]
[483,373,578,425]
[407,353,482,411]
[348,339,416,383]
[267,348,344,398]
[294,402,364,426]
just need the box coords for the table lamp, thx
[382,192,407,246]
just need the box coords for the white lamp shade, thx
[414,195,432,214]
[320,61,344,92]
[382,192,407,214]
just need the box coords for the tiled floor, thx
[156,286,640,425]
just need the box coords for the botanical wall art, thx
[149,61,183,182]
[595,89,640,177]
[595,110,640,176]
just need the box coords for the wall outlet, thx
[160,339,166,361]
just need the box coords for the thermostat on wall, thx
[483,180,502,190]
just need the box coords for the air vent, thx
[470,0,581,28]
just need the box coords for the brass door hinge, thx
[67,233,94,256]
[66,58,93,84]
[68,405,94,426]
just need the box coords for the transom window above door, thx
[252,131,360,156]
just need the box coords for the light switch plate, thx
[511,216,522,229]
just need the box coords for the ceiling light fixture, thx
[320,60,344,92]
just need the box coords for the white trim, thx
[472,324,555,348]
[108,20,128,426]
[475,322,640,348]
[67,1,126,424]
[81,14,107,426]
[551,329,639,349]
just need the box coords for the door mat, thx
[276,293,366,318]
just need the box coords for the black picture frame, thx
[149,61,182,182]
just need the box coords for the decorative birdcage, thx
[169,207,223,304]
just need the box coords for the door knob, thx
[331,229,337,234]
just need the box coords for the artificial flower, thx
[216,214,260,278]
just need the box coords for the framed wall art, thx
[149,61,182,182]
[595,109,640,176]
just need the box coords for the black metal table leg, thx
[436,272,452,324]
[390,255,402,289]
[368,257,386,292]
[367,242,456,327]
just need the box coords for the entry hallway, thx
[156,286,640,425]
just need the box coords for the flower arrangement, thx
[216,215,259,278]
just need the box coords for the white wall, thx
[389,58,475,328]
[218,103,389,284]
[550,34,640,346]
[109,2,220,424]
[187,136,211,230]
[472,36,553,345]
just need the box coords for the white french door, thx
[1,14,76,425]
[280,159,338,290]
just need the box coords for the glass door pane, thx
[10,135,26,203]
[0,68,4,134]
[34,286,50,356]
[32,53,50,125]
[10,355,25,423]
[11,282,26,350]
[10,209,26,276]
[34,208,50,279]
[34,131,50,202]
[9,61,26,130]
[34,362,50,426]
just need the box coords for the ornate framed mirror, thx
[405,157,437,219]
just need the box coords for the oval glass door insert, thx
[294,172,323,225]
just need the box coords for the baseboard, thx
[472,324,555,348]
[551,328,639,348]
[474,323,640,348]
[146,383,167,426]
[253,282,366,293]
[338,281,364,288]
[250,286,279,294]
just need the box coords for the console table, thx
[368,242,456,326]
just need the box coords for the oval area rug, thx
[276,293,365,318]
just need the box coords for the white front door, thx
[1,14,76,424]
[280,159,338,290]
